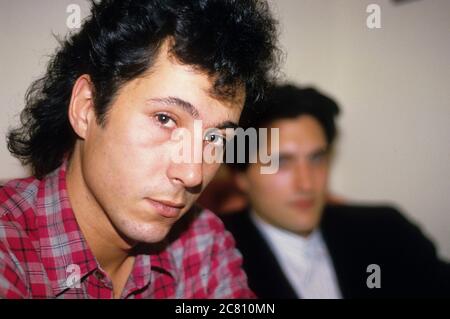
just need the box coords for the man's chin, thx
[296,227,317,237]
[289,217,320,236]
[117,220,173,245]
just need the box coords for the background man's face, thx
[80,46,244,244]
[237,115,330,236]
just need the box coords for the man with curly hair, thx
[0,0,279,299]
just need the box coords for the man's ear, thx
[234,171,251,194]
[68,75,95,139]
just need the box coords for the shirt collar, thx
[250,210,326,258]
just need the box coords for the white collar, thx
[250,210,325,259]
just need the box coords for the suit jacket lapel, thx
[228,210,299,298]
[320,205,355,298]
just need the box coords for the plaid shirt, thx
[0,163,254,299]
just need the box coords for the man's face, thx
[237,115,330,236]
[79,47,244,244]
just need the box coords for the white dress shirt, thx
[251,211,342,299]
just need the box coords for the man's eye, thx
[155,114,176,128]
[310,153,326,165]
[204,132,225,147]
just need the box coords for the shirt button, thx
[94,270,105,280]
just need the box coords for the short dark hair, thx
[7,0,280,179]
[231,83,341,171]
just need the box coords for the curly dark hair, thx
[7,0,280,179]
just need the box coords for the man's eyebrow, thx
[278,152,296,160]
[147,96,238,129]
[147,96,200,118]
[215,121,239,130]
[309,147,329,158]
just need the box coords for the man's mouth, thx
[145,198,186,218]
[290,199,315,210]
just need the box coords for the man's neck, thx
[251,210,316,239]
[65,148,136,297]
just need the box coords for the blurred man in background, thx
[221,84,450,298]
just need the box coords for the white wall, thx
[1,1,449,259]
[0,0,91,177]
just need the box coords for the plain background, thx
[0,0,449,260]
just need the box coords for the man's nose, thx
[294,161,313,192]
[167,161,203,189]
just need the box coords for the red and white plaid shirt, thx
[0,163,254,299]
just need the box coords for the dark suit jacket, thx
[221,205,450,298]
